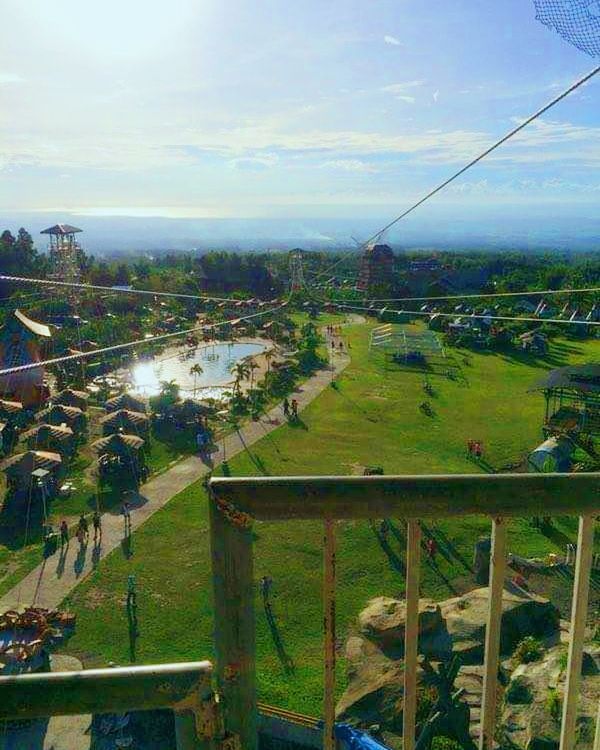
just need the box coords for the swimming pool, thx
[130,341,267,400]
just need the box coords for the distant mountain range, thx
[1,209,599,255]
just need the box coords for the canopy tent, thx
[528,437,574,473]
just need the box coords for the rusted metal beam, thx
[0,661,212,720]
[323,518,337,750]
[560,514,595,750]
[403,519,422,750]
[210,473,600,520]
[480,517,507,750]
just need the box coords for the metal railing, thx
[0,472,597,750]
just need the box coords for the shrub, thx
[514,636,543,664]
[431,737,463,750]
[505,676,533,705]
[546,687,561,722]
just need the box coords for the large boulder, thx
[358,597,442,650]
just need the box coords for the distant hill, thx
[1,208,599,255]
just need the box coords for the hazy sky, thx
[1,0,599,221]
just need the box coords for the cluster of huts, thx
[0,388,150,500]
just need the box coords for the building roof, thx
[13,310,52,338]
[92,432,145,454]
[40,224,82,235]
[99,409,149,427]
[531,365,600,394]
[1,450,62,476]
[104,392,147,413]
[54,388,89,409]
[0,399,23,414]
[22,423,74,442]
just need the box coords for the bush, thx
[505,676,533,705]
[546,687,561,722]
[431,737,463,750]
[514,636,543,664]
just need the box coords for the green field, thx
[62,319,598,715]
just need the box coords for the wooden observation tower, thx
[41,223,83,285]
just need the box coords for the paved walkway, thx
[0,322,358,612]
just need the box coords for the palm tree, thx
[190,363,204,395]
[249,360,259,388]
[264,350,274,394]
[231,360,251,395]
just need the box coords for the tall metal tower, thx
[289,248,305,292]
[41,224,83,285]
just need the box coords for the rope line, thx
[356,285,600,304]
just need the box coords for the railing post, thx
[404,519,422,750]
[209,492,257,750]
[323,518,337,750]
[593,700,600,750]
[560,514,595,750]
[480,516,507,750]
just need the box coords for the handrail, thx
[209,473,600,750]
[210,472,600,518]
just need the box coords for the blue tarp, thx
[334,723,393,750]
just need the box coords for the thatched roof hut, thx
[37,404,87,433]
[54,388,89,411]
[104,392,147,413]
[22,423,74,454]
[99,409,149,436]
[0,399,24,419]
[92,433,145,455]
[1,450,62,489]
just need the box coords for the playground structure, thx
[532,365,600,439]
[369,324,446,371]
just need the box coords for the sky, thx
[1,0,600,227]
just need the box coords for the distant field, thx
[62,317,599,715]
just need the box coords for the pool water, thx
[130,341,266,400]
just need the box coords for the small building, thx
[104,392,148,413]
[92,432,146,482]
[37,404,87,433]
[54,388,89,411]
[100,408,150,436]
[0,310,52,408]
[519,330,548,354]
[531,364,600,437]
[0,399,24,424]
[356,244,395,292]
[1,450,62,494]
[22,423,75,455]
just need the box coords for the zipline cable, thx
[343,285,600,304]
[313,63,600,280]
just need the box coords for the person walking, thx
[78,514,89,541]
[291,399,299,419]
[283,398,290,417]
[92,511,102,543]
[122,501,132,535]
[60,519,69,548]
[259,575,273,604]
[426,537,437,559]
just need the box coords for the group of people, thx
[57,510,103,550]
[282,397,299,420]
[466,440,484,460]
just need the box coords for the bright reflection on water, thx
[131,342,266,400]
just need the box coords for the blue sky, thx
[1,0,599,222]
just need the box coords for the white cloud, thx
[0,73,24,85]
[383,35,401,46]
[320,159,379,173]
[381,81,424,95]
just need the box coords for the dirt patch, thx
[83,587,113,609]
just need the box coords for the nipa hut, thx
[99,408,149,436]
[0,310,52,408]
[37,404,87,433]
[54,388,89,411]
[22,423,74,455]
[104,392,147,413]
[92,433,146,479]
[1,450,62,493]
[0,399,24,425]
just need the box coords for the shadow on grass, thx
[235,429,270,476]
[369,521,406,576]
[287,416,308,431]
[264,600,295,675]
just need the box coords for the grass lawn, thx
[53,320,600,715]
